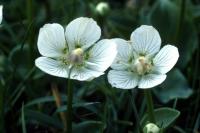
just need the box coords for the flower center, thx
[69,48,84,64]
[132,56,152,75]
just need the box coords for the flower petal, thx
[153,45,179,74]
[130,25,161,57]
[110,38,132,70]
[86,39,117,72]
[37,23,66,57]
[138,74,166,89]
[108,70,139,89]
[0,5,3,24]
[35,57,103,81]
[65,17,101,51]
[70,67,104,81]
[35,57,69,78]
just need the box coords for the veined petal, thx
[111,38,132,70]
[70,67,104,81]
[37,23,66,58]
[130,25,161,57]
[35,57,69,78]
[138,74,166,89]
[108,70,139,89]
[0,5,3,24]
[86,39,117,72]
[65,17,101,51]
[153,45,179,74]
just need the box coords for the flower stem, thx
[144,89,156,123]
[174,0,186,43]
[173,98,178,109]
[26,0,34,68]
[0,85,5,133]
[128,90,142,133]
[66,67,73,133]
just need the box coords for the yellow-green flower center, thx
[133,56,152,75]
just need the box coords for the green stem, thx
[66,67,73,133]
[175,0,186,43]
[173,98,178,109]
[27,0,34,68]
[0,86,5,133]
[128,90,142,133]
[144,89,156,123]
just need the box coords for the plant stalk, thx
[66,67,73,133]
[0,87,5,133]
[175,0,186,43]
[144,89,156,123]
[26,0,34,68]
[128,90,142,133]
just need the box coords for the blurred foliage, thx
[0,0,200,133]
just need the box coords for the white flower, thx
[35,17,117,81]
[108,25,179,89]
[0,5,3,24]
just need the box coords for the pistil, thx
[69,48,84,64]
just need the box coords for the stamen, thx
[133,56,152,75]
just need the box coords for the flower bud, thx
[143,123,160,133]
[96,2,110,16]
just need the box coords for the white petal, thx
[0,5,3,24]
[65,17,101,51]
[86,39,117,72]
[108,70,139,89]
[130,25,161,57]
[35,57,69,78]
[35,57,103,81]
[153,45,179,74]
[138,74,166,89]
[111,38,132,70]
[70,67,104,81]
[37,23,66,57]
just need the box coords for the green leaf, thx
[25,95,66,107]
[73,121,103,133]
[21,103,27,133]
[9,45,30,78]
[24,109,63,129]
[153,68,193,103]
[141,107,180,129]
[8,67,36,110]
[55,102,100,113]
[177,16,198,68]
[148,0,179,41]
[0,55,12,75]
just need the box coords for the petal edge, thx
[131,25,161,57]
[37,23,66,57]
[153,45,179,74]
[138,74,166,89]
[108,70,139,89]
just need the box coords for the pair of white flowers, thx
[35,17,179,89]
